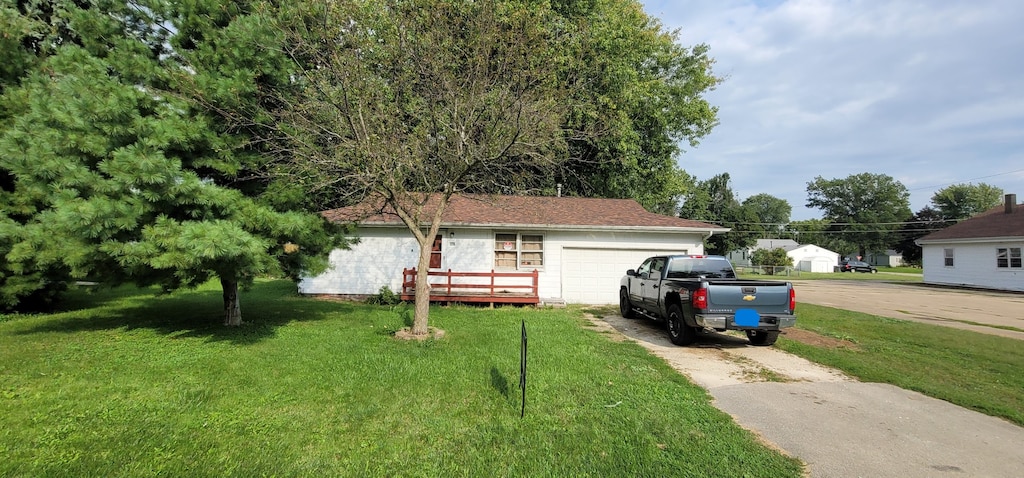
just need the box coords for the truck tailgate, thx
[706,281,792,313]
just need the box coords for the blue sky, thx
[640,0,1024,220]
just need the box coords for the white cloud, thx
[643,0,1024,219]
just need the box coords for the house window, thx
[997,247,1022,269]
[494,233,544,269]
[520,235,544,267]
[944,248,955,267]
[495,233,518,269]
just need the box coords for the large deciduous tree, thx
[0,0,342,321]
[678,173,760,254]
[930,183,1003,220]
[782,219,853,255]
[893,206,947,267]
[678,173,735,222]
[805,173,912,258]
[544,0,720,215]
[742,193,792,233]
[259,0,570,336]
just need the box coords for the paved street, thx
[793,278,1024,339]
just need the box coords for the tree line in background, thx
[0,0,1002,328]
[1,0,720,332]
[680,172,1004,266]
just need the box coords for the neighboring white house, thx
[299,194,728,304]
[916,194,1024,292]
[728,239,838,273]
[864,250,905,267]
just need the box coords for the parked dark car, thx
[839,260,877,273]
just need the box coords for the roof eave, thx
[352,221,729,234]
[916,235,1024,245]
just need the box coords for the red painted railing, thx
[401,268,540,305]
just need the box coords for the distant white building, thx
[728,239,839,273]
[788,244,841,273]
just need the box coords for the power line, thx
[908,168,1024,192]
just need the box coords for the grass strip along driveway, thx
[778,303,1024,426]
[1,280,802,477]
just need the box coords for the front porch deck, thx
[401,268,539,305]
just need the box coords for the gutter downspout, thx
[701,230,716,256]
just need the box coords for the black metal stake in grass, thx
[520,319,527,418]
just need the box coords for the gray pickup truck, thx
[619,255,796,346]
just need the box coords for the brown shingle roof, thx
[322,194,726,232]
[917,199,1024,242]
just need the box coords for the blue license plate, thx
[734,309,760,327]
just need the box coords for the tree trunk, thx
[412,240,433,336]
[222,277,242,326]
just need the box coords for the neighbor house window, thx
[944,248,955,267]
[997,247,1022,269]
[494,233,544,269]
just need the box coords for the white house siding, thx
[921,242,1024,292]
[299,226,705,303]
[298,227,504,296]
[298,229,421,295]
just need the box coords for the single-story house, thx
[916,193,1023,292]
[298,194,728,304]
[864,250,905,267]
[728,239,838,273]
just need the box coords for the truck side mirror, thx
[626,269,637,277]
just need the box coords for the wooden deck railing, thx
[401,268,539,305]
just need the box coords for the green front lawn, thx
[1,281,802,477]
[779,304,1024,426]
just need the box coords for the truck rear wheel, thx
[619,288,636,319]
[746,330,780,346]
[666,304,696,346]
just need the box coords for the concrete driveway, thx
[590,280,1024,477]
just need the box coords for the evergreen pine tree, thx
[0,0,342,322]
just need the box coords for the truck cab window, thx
[650,258,666,278]
[637,258,653,278]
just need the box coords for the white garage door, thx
[562,248,689,304]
